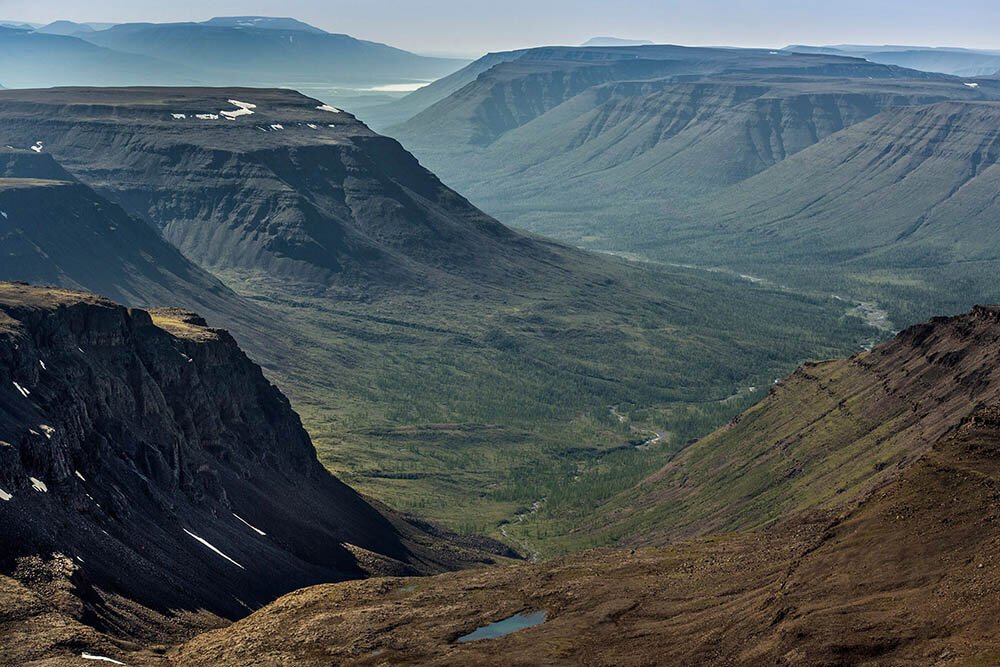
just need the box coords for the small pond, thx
[456,610,547,642]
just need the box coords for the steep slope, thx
[168,305,1000,665]
[384,45,1000,326]
[391,46,952,148]
[0,283,505,664]
[0,87,544,294]
[651,100,1000,319]
[0,149,285,366]
[81,22,464,87]
[0,27,204,88]
[386,46,987,237]
[589,303,1000,546]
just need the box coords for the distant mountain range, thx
[784,44,1000,77]
[0,17,466,90]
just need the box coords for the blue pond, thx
[456,611,547,642]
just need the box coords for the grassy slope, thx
[520,305,1000,555]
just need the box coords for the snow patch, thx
[12,381,30,398]
[220,100,256,119]
[328,124,336,128]
[1,211,7,219]
[316,104,341,113]
[306,123,318,129]
[81,654,125,665]
[75,470,86,481]
[30,141,43,153]
[233,513,266,536]
[0,488,11,501]
[269,124,284,130]
[39,425,55,439]
[195,113,220,120]
[965,82,980,88]
[38,359,46,370]
[30,477,47,493]
[183,529,245,569]
[171,113,187,119]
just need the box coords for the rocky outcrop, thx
[0,283,504,652]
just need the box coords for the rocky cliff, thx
[0,283,506,662]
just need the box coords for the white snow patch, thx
[171,113,187,119]
[195,113,220,120]
[183,529,245,569]
[75,470,86,481]
[965,82,980,88]
[76,555,85,563]
[269,124,284,130]
[77,347,86,354]
[30,477,47,493]
[769,51,779,55]
[233,513,266,536]
[220,100,256,119]
[38,359,46,370]
[38,425,55,439]
[0,488,11,501]
[316,104,341,113]
[12,381,30,398]
[1,211,7,219]
[328,124,336,128]
[30,141,42,153]
[306,123,318,129]
[81,654,125,665]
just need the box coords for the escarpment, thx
[0,283,504,653]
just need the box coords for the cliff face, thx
[0,283,502,652]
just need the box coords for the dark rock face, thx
[0,284,494,640]
[0,154,287,365]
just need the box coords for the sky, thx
[2,0,999,58]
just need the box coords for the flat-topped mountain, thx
[0,87,542,294]
[0,283,507,664]
[375,44,1000,323]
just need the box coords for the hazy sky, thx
[2,0,999,57]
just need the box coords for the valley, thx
[2,9,1000,663]
[0,86,875,554]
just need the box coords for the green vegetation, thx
[224,256,874,555]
